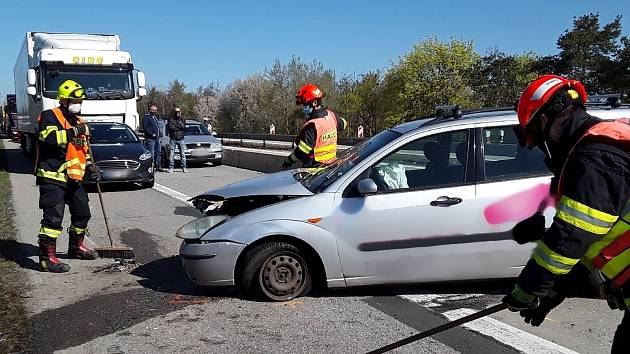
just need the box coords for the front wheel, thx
[241,242,312,301]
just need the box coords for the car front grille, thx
[186,143,212,149]
[97,160,140,170]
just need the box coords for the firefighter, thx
[282,84,348,168]
[36,80,99,273]
[502,75,630,352]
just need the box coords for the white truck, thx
[13,32,147,155]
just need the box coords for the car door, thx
[327,128,480,286]
[473,122,555,279]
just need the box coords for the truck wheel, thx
[241,242,312,301]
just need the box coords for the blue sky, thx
[1,0,628,100]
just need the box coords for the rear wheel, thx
[241,242,312,301]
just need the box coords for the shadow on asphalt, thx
[0,240,40,271]
[131,255,237,298]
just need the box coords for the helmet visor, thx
[70,88,85,99]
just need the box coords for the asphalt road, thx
[1,138,622,354]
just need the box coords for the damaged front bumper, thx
[179,239,245,286]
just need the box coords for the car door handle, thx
[430,196,463,207]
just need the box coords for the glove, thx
[86,163,101,181]
[503,284,539,312]
[512,212,545,244]
[282,156,295,169]
[600,281,625,310]
[520,293,565,326]
[73,123,90,136]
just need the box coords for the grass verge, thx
[0,139,28,354]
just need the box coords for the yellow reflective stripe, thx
[297,140,312,154]
[70,225,87,233]
[532,240,580,275]
[625,298,630,308]
[66,169,85,176]
[601,248,630,279]
[314,144,337,153]
[58,158,82,172]
[39,126,59,141]
[37,169,67,182]
[556,210,612,235]
[39,226,62,238]
[559,195,618,222]
[55,130,68,146]
[584,218,630,260]
[315,152,336,162]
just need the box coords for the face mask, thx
[302,105,313,117]
[68,103,82,114]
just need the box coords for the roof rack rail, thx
[435,105,462,119]
[586,93,628,108]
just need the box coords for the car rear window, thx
[482,126,549,181]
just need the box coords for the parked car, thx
[84,122,154,188]
[176,105,630,301]
[161,120,223,167]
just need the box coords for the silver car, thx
[177,106,630,301]
[161,120,223,167]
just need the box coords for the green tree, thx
[556,13,623,92]
[384,37,481,124]
[473,49,540,107]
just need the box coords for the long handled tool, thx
[366,303,508,354]
[85,136,135,259]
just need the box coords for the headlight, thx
[139,151,152,161]
[211,143,222,150]
[175,215,229,239]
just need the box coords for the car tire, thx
[241,242,312,301]
[213,161,222,166]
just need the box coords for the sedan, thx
[162,120,222,167]
[177,106,630,301]
[84,122,154,188]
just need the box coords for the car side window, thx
[370,130,468,192]
[482,126,549,181]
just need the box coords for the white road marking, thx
[152,183,193,206]
[442,308,579,354]
[400,294,484,308]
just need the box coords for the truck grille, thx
[97,160,140,170]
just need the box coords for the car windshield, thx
[89,125,138,144]
[42,66,135,100]
[299,129,401,192]
[185,124,210,136]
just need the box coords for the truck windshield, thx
[42,67,134,100]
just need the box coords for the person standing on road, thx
[142,103,163,171]
[168,106,187,173]
[283,84,348,169]
[35,80,99,273]
[502,75,630,353]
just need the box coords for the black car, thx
[84,122,154,188]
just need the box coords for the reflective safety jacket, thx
[36,107,90,185]
[290,108,347,167]
[518,118,630,298]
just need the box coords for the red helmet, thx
[517,75,587,128]
[295,84,325,105]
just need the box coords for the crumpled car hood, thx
[191,169,313,216]
[195,169,313,201]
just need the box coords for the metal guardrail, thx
[217,133,365,148]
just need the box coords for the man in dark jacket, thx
[142,103,162,171]
[167,106,187,173]
[503,75,630,353]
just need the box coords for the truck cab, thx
[14,32,147,156]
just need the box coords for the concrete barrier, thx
[223,146,288,173]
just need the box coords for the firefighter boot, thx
[38,236,71,273]
[67,230,99,260]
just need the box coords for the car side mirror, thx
[357,178,378,195]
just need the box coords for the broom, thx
[85,132,135,259]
